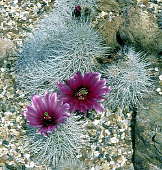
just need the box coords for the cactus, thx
[24,117,86,168]
[101,47,153,111]
[16,22,108,95]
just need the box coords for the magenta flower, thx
[23,92,70,135]
[73,5,82,18]
[57,72,111,113]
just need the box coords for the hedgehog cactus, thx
[24,116,85,167]
[101,47,153,111]
[16,22,108,95]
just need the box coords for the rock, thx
[135,95,162,169]
[94,0,126,51]
[96,0,120,12]
[95,1,162,54]
[94,15,124,51]
[120,7,162,54]
[0,38,16,60]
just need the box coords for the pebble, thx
[0,38,15,60]
[155,67,159,71]
[110,137,119,144]
[80,111,132,169]
[156,88,161,92]
[0,0,55,46]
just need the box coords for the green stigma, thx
[44,112,49,117]
[75,87,88,100]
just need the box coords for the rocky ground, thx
[0,0,162,169]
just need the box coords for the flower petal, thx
[32,95,46,113]
[57,83,72,95]
[93,103,104,113]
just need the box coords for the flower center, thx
[75,87,88,100]
[42,112,53,126]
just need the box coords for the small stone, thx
[102,121,110,129]
[93,119,100,126]
[110,137,119,144]
[104,129,111,135]
[110,160,115,165]
[154,67,159,71]
[88,129,97,137]
[2,140,9,145]
[25,161,35,168]
[99,11,108,18]
[1,68,6,72]
[156,88,161,92]
[24,153,30,159]
[159,92,162,95]
[159,75,162,81]
[0,38,16,60]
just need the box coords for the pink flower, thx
[23,92,70,135]
[72,6,81,18]
[57,72,111,113]
[75,5,81,12]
